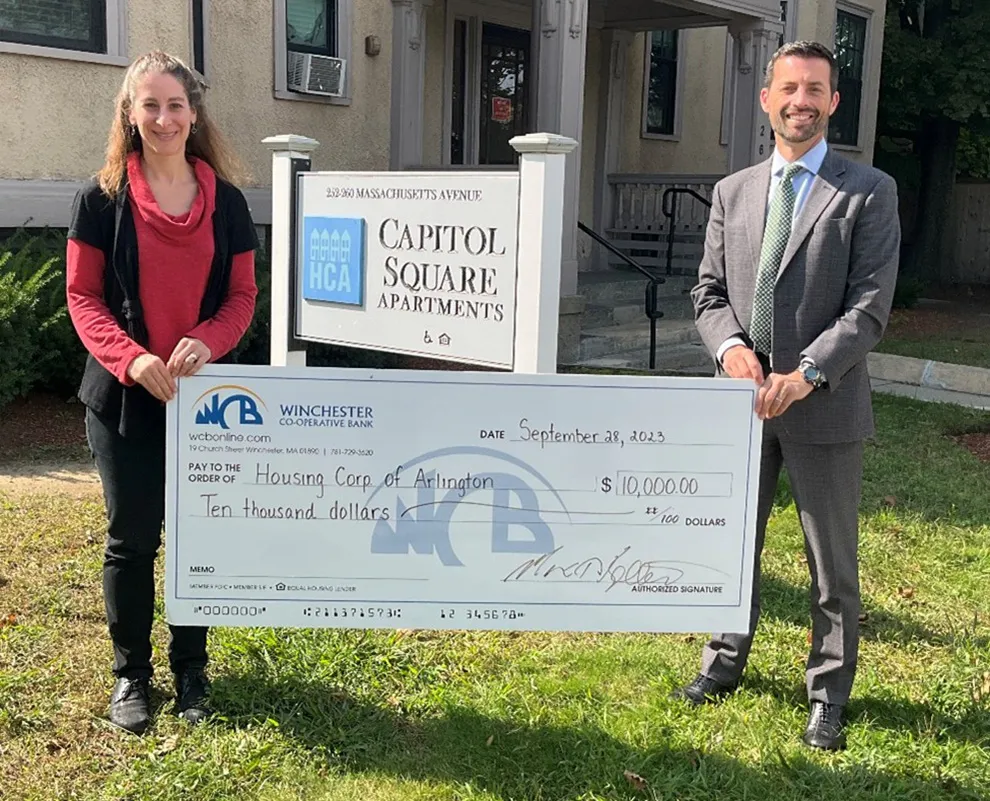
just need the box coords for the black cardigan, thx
[68,174,259,439]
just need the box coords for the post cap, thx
[263,134,320,153]
[509,133,578,155]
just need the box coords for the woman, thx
[67,51,258,735]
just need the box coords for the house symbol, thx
[438,333,451,346]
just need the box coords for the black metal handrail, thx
[577,220,665,370]
[661,187,712,276]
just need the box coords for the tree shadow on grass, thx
[742,670,990,752]
[208,673,986,801]
[757,575,989,651]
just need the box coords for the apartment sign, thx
[295,171,521,368]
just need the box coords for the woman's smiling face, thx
[128,71,197,157]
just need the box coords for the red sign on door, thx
[491,96,513,124]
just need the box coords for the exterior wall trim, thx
[0,180,273,228]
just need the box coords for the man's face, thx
[760,55,840,145]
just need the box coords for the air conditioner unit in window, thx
[287,51,346,97]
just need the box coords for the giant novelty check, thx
[164,366,762,633]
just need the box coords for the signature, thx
[501,546,725,592]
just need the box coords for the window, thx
[274,0,351,103]
[830,8,867,146]
[287,0,336,56]
[0,0,125,64]
[449,18,468,165]
[643,30,679,138]
[0,0,106,53]
[191,0,206,76]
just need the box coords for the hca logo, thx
[192,385,266,429]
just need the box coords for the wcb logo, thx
[193,386,266,430]
[366,446,565,567]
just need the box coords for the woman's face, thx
[128,71,197,157]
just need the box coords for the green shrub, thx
[0,230,88,405]
[892,273,925,309]
[0,242,70,407]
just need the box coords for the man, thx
[678,41,900,750]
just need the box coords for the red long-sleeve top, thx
[67,152,257,385]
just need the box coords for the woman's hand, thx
[126,354,176,402]
[168,338,212,378]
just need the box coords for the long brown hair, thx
[97,50,245,197]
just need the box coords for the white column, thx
[390,0,429,169]
[726,20,781,174]
[510,133,579,374]
[535,0,589,296]
[263,134,319,367]
[592,29,633,266]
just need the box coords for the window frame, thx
[641,28,685,142]
[190,0,210,81]
[0,0,128,66]
[441,0,531,166]
[829,1,872,151]
[273,0,352,106]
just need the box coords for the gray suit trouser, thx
[701,424,864,705]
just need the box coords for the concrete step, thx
[571,342,713,375]
[577,319,701,362]
[577,269,695,305]
[583,295,695,328]
[582,302,644,329]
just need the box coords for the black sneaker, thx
[109,676,151,735]
[175,668,212,725]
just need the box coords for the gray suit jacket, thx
[691,148,901,444]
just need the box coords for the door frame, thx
[442,0,532,166]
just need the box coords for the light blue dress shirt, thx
[716,138,830,364]
[767,137,828,221]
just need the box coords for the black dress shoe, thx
[175,668,212,725]
[803,701,847,750]
[670,673,737,706]
[109,676,151,735]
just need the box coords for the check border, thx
[171,372,757,612]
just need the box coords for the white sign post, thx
[264,134,319,368]
[263,132,577,373]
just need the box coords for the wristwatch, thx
[799,358,827,390]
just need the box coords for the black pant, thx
[86,408,208,680]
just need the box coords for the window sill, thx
[831,142,863,153]
[274,89,351,107]
[0,41,129,66]
[641,132,681,142]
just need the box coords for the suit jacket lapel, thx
[744,160,772,273]
[777,150,846,280]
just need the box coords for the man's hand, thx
[755,370,814,420]
[126,354,176,402]
[167,338,212,378]
[722,345,765,385]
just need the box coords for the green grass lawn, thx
[872,304,990,370]
[1,394,989,801]
[873,338,990,371]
